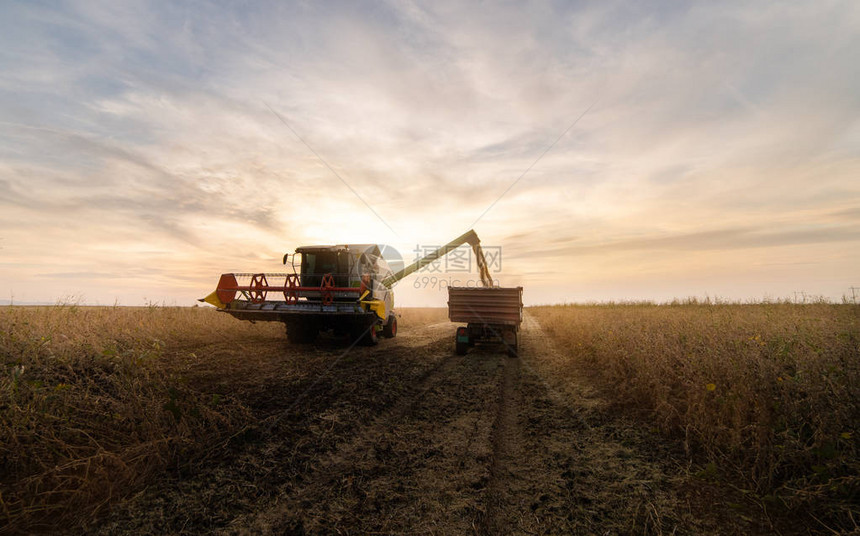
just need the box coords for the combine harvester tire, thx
[382,315,398,338]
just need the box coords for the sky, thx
[1,0,858,306]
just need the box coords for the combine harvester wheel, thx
[382,315,398,338]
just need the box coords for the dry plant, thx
[531,302,859,529]
[0,305,271,533]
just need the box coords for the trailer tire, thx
[382,315,397,338]
[455,340,468,356]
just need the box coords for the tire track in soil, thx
[481,354,520,536]
[233,342,505,535]
[228,347,462,534]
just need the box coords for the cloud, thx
[524,225,860,258]
[0,0,858,304]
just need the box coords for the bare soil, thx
[84,313,799,535]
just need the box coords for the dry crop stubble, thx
[0,305,267,532]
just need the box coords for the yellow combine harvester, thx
[201,229,522,354]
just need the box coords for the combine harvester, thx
[200,230,523,355]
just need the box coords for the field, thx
[533,303,859,530]
[1,303,857,534]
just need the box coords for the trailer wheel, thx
[455,326,469,355]
[382,315,397,338]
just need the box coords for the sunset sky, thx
[1,1,858,306]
